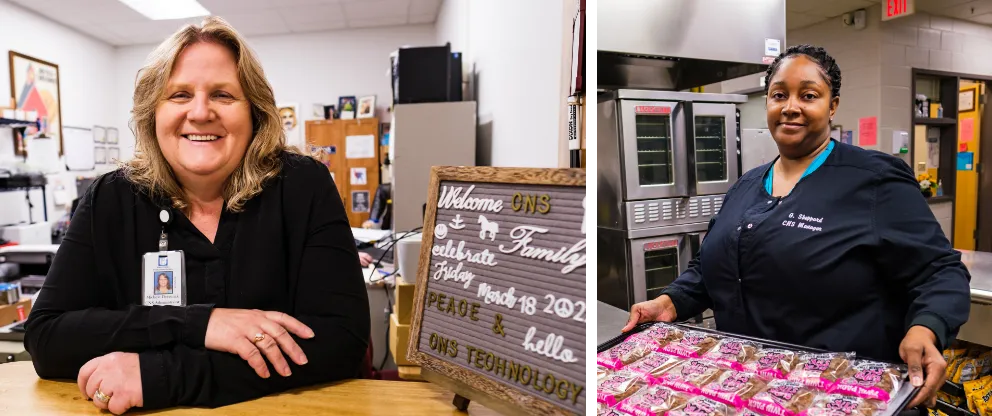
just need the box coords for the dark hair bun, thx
[764,44,842,98]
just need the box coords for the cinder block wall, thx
[789,4,992,166]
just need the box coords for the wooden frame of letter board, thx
[407,166,585,416]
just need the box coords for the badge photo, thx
[142,251,186,306]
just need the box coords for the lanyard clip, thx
[158,208,171,251]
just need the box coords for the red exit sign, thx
[882,0,914,21]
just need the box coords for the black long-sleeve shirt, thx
[662,140,971,362]
[24,152,371,409]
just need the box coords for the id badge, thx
[142,250,186,306]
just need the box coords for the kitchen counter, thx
[925,196,954,204]
[597,301,631,346]
[960,249,992,303]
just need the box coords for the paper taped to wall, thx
[346,135,375,159]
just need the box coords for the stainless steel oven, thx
[598,224,707,310]
[599,90,745,231]
[612,90,741,201]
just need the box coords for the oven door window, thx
[636,114,674,186]
[694,116,728,182]
[644,246,679,300]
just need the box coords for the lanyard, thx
[158,208,172,251]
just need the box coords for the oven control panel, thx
[627,195,724,229]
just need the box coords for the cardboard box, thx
[0,297,32,326]
[388,313,413,366]
[394,283,415,325]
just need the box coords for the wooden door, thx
[341,119,380,227]
[305,119,380,227]
[305,120,347,203]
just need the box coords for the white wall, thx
[0,0,119,225]
[114,24,436,158]
[436,0,567,168]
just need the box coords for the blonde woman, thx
[24,17,370,414]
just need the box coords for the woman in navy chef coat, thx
[623,44,971,408]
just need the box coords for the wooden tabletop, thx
[0,362,501,415]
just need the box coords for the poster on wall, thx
[9,51,63,155]
[350,167,367,185]
[351,191,370,213]
[277,103,302,148]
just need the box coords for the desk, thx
[0,361,500,415]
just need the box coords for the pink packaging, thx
[743,348,800,381]
[828,360,903,404]
[597,335,659,370]
[702,338,762,371]
[659,330,721,359]
[800,393,879,416]
[597,370,646,408]
[638,323,685,348]
[625,352,682,385]
[787,353,854,391]
[666,396,735,416]
[746,379,817,416]
[616,385,692,416]
[701,370,768,409]
[659,359,725,395]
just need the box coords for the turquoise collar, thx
[764,140,836,195]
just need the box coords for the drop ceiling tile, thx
[787,0,820,13]
[968,12,992,24]
[105,18,203,44]
[409,0,440,16]
[198,0,274,14]
[219,13,290,36]
[786,12,828,30]
[348,15,407,29]
[287,19,348,33]
[943,0,992,20]
[278,4,346,24]
[806,0,876,17]
[408,13,435,24]
[344,0,409,20]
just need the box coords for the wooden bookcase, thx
[305,118,380,227]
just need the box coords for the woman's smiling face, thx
[765,55,839,156]
[155,41,253,184]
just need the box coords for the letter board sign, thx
[407,166,586,415]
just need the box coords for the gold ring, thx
[94,389,111,403]
[252,333,266,344]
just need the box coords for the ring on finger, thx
[94,389,112,403]
[252,333,266,344]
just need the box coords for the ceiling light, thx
[118,0,211,20]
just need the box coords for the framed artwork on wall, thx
[960,88,976,113]
[338,96,356,120]
[277,103,302,148]
[357,95,376,119]
[9,51,63,155]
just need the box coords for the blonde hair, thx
[124,16,286,213]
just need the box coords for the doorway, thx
[978,82,992,252]
[955,81,982,250]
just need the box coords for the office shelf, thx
[914,117,957,126]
